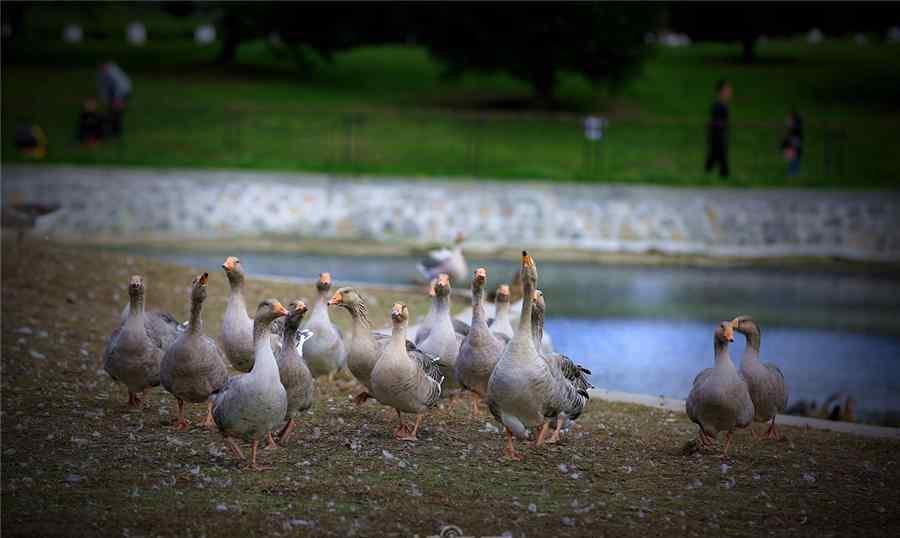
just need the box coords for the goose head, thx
[255,299,290,324]
[285,300,308,331]
[434,273,451,298]
[715,320,735,344]
[221,256,245,285]
[316,272,333,293]
[190,272,209,304]
[495,284,510,304]
[472,267,487,293]
[532,289,545,313]
[454,231,465,245]
[730,315,758,336]
[521,251,538,286]
[428,279,437,298]
[128,275,145,299]
[390,302,410,326]
[328,286,361,311]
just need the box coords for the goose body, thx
[732,316,789,438]
[103,275,180,406]
[488,285,515,341]
[686,321,754,455]
[418,274,463,396]
[274,301,316,444]
[455,268,505,416]
[220,256,254,372]
[417,232,468,284]
[301,273,347,378]
[160,272,229,429]
[213,300,289,469]
[371,303,443,440]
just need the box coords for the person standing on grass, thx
[705,79,732,178]
[781,109,803,177]
[97,61,132,138]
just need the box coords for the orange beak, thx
[222,256,236,271]
[328,291,343,305]
[724,323,735,342]
[198,272,209,286]
[498,284,510,296]
[319,272,332,284]
[391,303,404,318]
[294,301,308,314]
[522,251,535,267]
[273,301,290,317]
[438,274,450,286]
[474,268,487,281]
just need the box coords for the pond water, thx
[136,248,900,421]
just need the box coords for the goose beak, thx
[328,292,343,306]
[391,303,404,320]
[437,274,450,287]
[522,251,535,267]
[222,257,236,271]
[474,268,487,282]
[198,272,209,286]
[294,301,308,315]
[273,302,290,317]
[319,272,332,285]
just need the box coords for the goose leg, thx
[392,409,412,438]
[223,437,245,461]
[352,391,371,406]
[764,416,779,440]
[545,414,565,444]
[278,418,297,444]
[264,432,279,450]
[469,393,482,419]
[503,427,523,462]
[534,419,551,447]
[244,439,273,471]
[172,398,190,431]
[722,431,734,457]
[202,399,215,428]
[397,414,422,442]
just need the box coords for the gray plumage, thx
[301,274,347,378]
[489,286,514,341]
[686,322,755,439]
[733,316,789,423]
[276,302,315,420]
[418,274,462,393]
[371,304,444,414]
[160,273,229,405]
[455,269,505,398]
[103,275,179,396]
[213,300,289,442]
[219,256,254,372]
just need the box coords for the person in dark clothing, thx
[97,61,132,137]
[77,98,104,145]
[705,79,732,178]
[781,110,803,177]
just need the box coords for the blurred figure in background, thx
[781,109,803,177]
[15,122,48,159]
[705,79,732,178]
[77,97,104,146]
[97,61,132,138]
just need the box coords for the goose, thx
[732,316,788,439]
[301,273,347,380]
[486,252,588,461]
[686,321,754,456]
[418,273,463,407]
[160,272,229,431]
[212,299,289,470]
[102,275,180,407]
[220,256,254,372]
[275,300,316,445]
[531,289,593,443]
[455,268,505,418]
[370,303,444,441]
[488,284,514,341]
[415,279,469,346]
[417,232,468,285]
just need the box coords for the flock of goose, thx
[101,248,788,469]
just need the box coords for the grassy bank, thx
[2,241,899,537]
[3,10,900,187]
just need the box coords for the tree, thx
[416,2,662,102]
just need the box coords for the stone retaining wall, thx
[4,165,899,261]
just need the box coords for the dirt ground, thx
[2,240,898,537]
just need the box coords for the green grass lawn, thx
[3,16,900,188]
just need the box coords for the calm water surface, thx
[136,249,900,418]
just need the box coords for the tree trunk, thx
[218,12,240,64]
[741,34,757,64]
